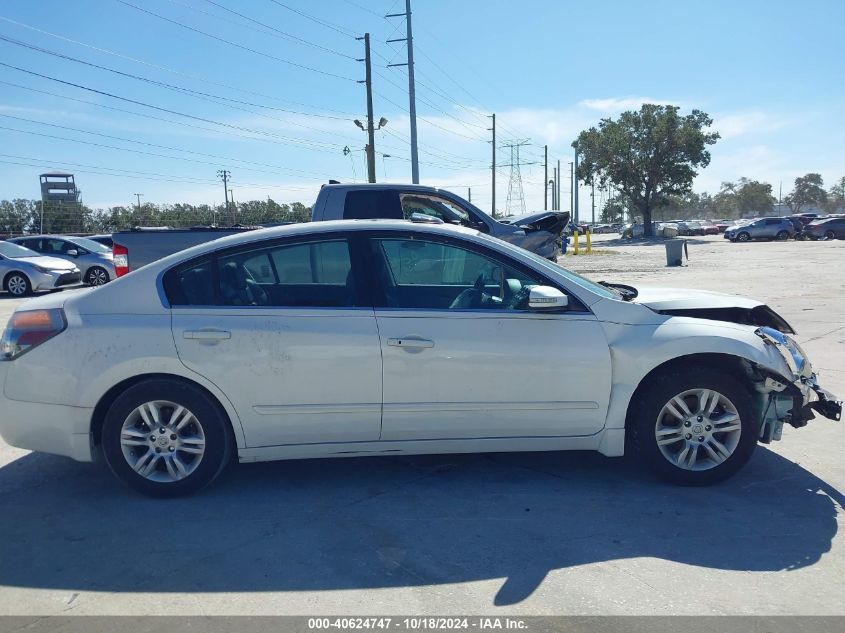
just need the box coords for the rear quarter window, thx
[343,190,402,220]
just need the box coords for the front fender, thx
[601,318,793,431]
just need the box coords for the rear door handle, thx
[183,329,231,341]
[387,337,434,349]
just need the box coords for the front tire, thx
[4,272,31,296]
[102,379,233,496]
[628,367,758,485]
[736,232,750,242]
[824,230,836,240]
[776,230,789,241]
[86,266,110,286]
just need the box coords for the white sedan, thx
[0,220,840,496]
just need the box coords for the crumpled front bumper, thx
[801,378,842,423]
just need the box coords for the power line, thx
[0,155,314,192]
[113,0,356,81]
[0,63,350,151]
[172,0,358,60]
[0,114,334,179]
[0,15,358,116]
[266,0,357,38]
[0,35,354,122]
[0,79,353,153]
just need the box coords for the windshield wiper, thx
[599,280,638,301]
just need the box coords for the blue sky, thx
[1,0,843,216]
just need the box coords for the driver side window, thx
[372,237,549,311]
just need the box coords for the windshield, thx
[0,241,40,259]
[67,236,111,253]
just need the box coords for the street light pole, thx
[134,193,143,215]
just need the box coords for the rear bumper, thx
[0,390,94,462]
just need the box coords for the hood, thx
[13,255,78,271]
[633,286,794,334]
[633,287,761,311]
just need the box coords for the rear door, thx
[167,233,383,448]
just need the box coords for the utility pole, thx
[134,193,143,215]
[467,187,471,203]
[569,162,574,214]
[573,147,579,224]
[217,170,230,224]
[357,33,377,183]
[551,168,557,209]
[386,0,419,183]
[544,145,548,210]
[591,178,596,225]
[488,113,496,216]
[229,189,236,224]
[557,159,561,215]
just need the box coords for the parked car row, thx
[0,235,116,296]
[724,216,845,242]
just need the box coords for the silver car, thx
[0,241,81,296]
[724,218,795,242]
[9,235,116,286]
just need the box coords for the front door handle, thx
[183,329,232,341]
[387,337,434,349]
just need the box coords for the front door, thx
[366,234,612,441]
[168,235,383,448]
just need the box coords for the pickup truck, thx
[111,184,568,276]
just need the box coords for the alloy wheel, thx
[654,388,742,471]
[6,275,28,296]
[87,267,109,286]
[737,232,749,242]
[119,400,206,483]
[825,230,835,240]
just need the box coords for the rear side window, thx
[343,190,402,220]
[165,239,356,308]
[165,257,215,306]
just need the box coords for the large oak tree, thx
[574,104,720,236]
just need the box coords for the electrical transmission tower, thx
[504,140,530,216]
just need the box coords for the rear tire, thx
[86,266,109,286]
[4,272,31,296]
[102,379,233,496]
[628,367,759,486]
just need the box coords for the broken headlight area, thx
[745,330,842,443]
[755,326,808,377]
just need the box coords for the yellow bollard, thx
[573,230,579,255]
[586,229,592,254]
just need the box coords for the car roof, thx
[321,182,446,195]
[150,219,485,264]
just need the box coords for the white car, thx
[0,220,840,496]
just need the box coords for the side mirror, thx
[528,286,569,310]
[66,249,79,257]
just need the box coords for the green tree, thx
[823,176,845,213]
[785,173,827,213]
[600,194,628,223]
[574,104,720,236]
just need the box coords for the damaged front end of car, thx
[747,327,841,443]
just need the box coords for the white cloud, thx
[579,96,680,112]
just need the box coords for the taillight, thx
[0,309,67,360]
[113,242,129,277]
